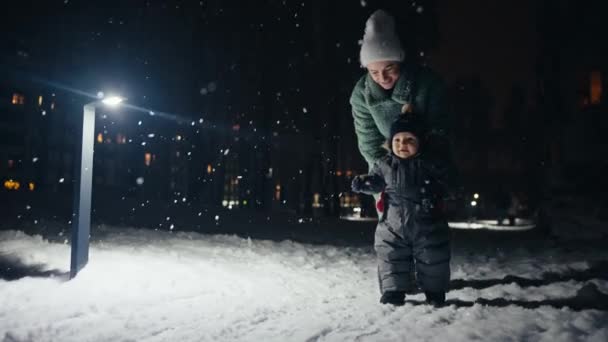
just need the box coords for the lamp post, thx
[70,96,123,279]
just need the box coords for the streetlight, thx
[70,95,123,279]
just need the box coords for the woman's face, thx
[367,61,401,90]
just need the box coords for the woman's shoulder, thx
[349,74,368,102]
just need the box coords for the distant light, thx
[101,96,124,106]
[4,179,20,191]
[471,201,477,207]
[473,193,479,199]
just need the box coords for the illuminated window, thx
[275,184,281,201]
[50,102,55,110]
[97,133,103,143]
[4,179,20,190]
[346,170,353,177]
[591,71,602,105]
[144,153,152,166]
[116,133,126,144]
[336,170,343,176]
[38,95,43,106]
[312,193,323,208]
[11,93,25,105]
[28,182,35,191]
[207,164,213,174]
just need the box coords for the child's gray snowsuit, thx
[355,153,451,294]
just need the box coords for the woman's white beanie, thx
[359,10,405,67]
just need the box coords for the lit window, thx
[591,71,602,105]
[50,102,55,110]
[116,133,126,144]
[346,170,353,177]
[275,184,281,201]
[207,164,213,174]
[312,193,323,208]
[336,170,343,176]
[11,93,25,105]
[38,95,43,106]
[144,153,152,166]
[28,182,35,191]
[4,179,20,190]
[97,133,103,143]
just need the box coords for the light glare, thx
[102,96,124,106]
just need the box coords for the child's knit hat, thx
[389,114,427,143]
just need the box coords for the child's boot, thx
[424,291,446,307]
[380,291,406,306]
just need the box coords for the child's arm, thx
[351,163,386,195]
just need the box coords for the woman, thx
[350,9,450,168]
[350,9,456,298]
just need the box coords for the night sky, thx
[2,0,539,127]
[2,0,606,208]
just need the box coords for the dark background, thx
[1,0,607,238]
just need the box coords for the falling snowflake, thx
[59,178,65,183]
[32,157,38,163]
[136,177,144,185]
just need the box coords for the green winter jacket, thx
[350,64,449,167]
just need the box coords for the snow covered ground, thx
[1,224,608,342]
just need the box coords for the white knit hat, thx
[359,10,405,67]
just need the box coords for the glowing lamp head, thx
[101,96,124,106]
